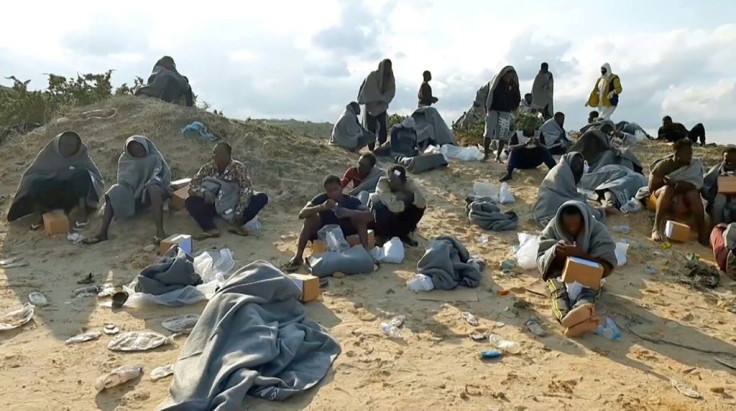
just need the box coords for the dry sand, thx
[0,96,735,410]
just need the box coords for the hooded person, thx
[85,136,171,244]
[702,147,736,225]
[481,66,521,162]
[531,62,554,120]
[357,59,396,150]
[499,114,556,182]
[7,131,104,229]
[539,112,570,155]
[135,56,194,107]
[329,102,375,152]
[586,63,622,121]
[533,152,606,226]
[537,200,617,337]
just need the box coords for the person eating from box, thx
[283,175,373,272]
[537,200,617,337]
[702,147,736,225]
[370,165,426,247]
[185,142,268,240]
[340,153,384,203]
[85,135,171,244]
[7,131,104,230]
[647,139,707,245]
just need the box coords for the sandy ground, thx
[0,97,735,410]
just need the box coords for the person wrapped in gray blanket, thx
[157,261,340,410]
[646,139,708,245]
[135,56,194,107]
[579,164,647,211]
[702,147,736,225]
[481,66,521,162]
[371,165,426,247]
[339,153,384,205]
[135,244,202,295]
[86,135,171,244]
[533,152,605,227]
[538,201,616,338]
[7,131,104,229]
[329,102,375,152]
[417,236,483,290]
[283,175,373,272]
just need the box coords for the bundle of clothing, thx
[416,236,483,290]
[465,196,518,231]
[578,164,647,209]
[135,246,202,295]
[158,261,340,410]
[569,129,642,173]
[411,106,457,146]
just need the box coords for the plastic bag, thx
[122,284,211,307]
[317,225,350,252]
[615,242,629,266]
[407,274,434,292]
[471,181,499,199]
[193,249,234,284]
[594,317,621,340]
[498,182,515,204]
[370,237,405,264]
[440,145,484,161]
[514,233,540,270]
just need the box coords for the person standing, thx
[586,63,621,121]
[481,66,521,162]
[531,62,554,120]
[358,59,396,151]
[417,70,439,107]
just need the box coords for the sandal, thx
[193,231,220,241]
[525,317,547,337]
[30,223,42,231]
[461,311,480,326]
[74,220,89,229]
[561,303,594,328]
[282,258,303,273]
[227,227,249,237]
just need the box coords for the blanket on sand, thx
[579,164,647,208]
[537,200,617,280]
[7,131,104,221]
[106,135,171,220]
[466,196,518,231]
[569,129,642,173]
[416,236,483,290]
[136,246,202,295]
[411,106,457,146]
[158,261,340,410]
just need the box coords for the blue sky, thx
[1,0,734,143]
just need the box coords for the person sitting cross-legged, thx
[370,165,426,247]
[499,117,557,182]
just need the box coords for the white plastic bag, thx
[424,145,441,155]
[471,181,499,199]
[440,145,483,161]
[407,274,434,292]
[370,237,405,264]
[498,182,515,204]
[515,233,540,270]
[615,242,629,266]
[193,249,234,283]
[318,225,350,252]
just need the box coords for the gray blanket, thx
[357,60,395,117]
[531,71,553,114]
[136,64,189,100]
[579,164,647,208]
[308,245,375,278]
[330,104,366,150]
[702,162,725,202]
[417,236,483,290]
[466,196,518,231]
[537,200,617,280]
[397,153,448,174]
[158,261,340,411]
[8,131,104,221]
[202,177,241,221]
[484,66,518,111]
[411,106,457,146]
[533,152,605,226]
[539,118,567,148]
[135,246,202,295]
[347,167,384,196]
[569,129,642,173]
[106,135,171,220]
[636,156,706,201]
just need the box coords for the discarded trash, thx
[380,315,406,338]
[670,379,702,399]
[620,198,643,214]
[179,121,216,141]
[0,303,35,331]
[67,232,85,244]
[488,334,521,354]
[661,242,672,250]
[615,242,630,266]
[594,317,621,340]
[97,283,116,298]
[469,332,487,341]
[28,292,48,306]
[479,349,503,359]
[150,364,175,381]
[461,311,480,326]
[498,182,515,204]
[95,365,144,392]
[65,331,102,345]
[244,217,261,237]
[103,324,120,335]
[77,273,95,285]
[475,235,489,245]
[107,332,175,352]
[525,317,547,337]
[644,265,657,275]
[497,289,510,296]
[611,225,630,234]
[0,257,28,268]
[112,291,129,308]
[407,274,434,292]
[500,259,516,271]
[515,233,540,270]
[161,314,199,334]
[73,285,99,298]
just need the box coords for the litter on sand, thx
[107,331,176,352]
[150,364,175,381]
[65,331,102,345]
[0,257,28,268]
[161,314,199,334]
[670,379,702,399]
[0,303,35,331]
[103,324,120,335]
[461,311,480,326]
[95,365,144,392]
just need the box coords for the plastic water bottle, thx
[95,365,144,392]
[612,225,630,234]
[479,349,503,359]
[380,323,402,338]
[620,198,643,214]
[488,334,521,354]
[594,317,621,340]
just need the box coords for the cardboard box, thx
[289,273,320,303]
[160,234,193,255]
[43,210,70,236]
[171,186,190,210]
[170,178,192,190]
[311,229,375,254]
[561,257,604,290]
[718,176,736,194]
[665,220,690,242]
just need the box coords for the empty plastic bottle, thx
[611,225,630,234]
[620,198,643,214]
[594,317,621,340]
[488,334,521,354]
[479,349,503,359]
[95,365,144,392]
[380,323,402,338]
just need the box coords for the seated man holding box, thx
[537,200,617,337]
[185,142,268,239]
[283,175,374,272]
[702,147,736,225]
[647,139,707,245]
